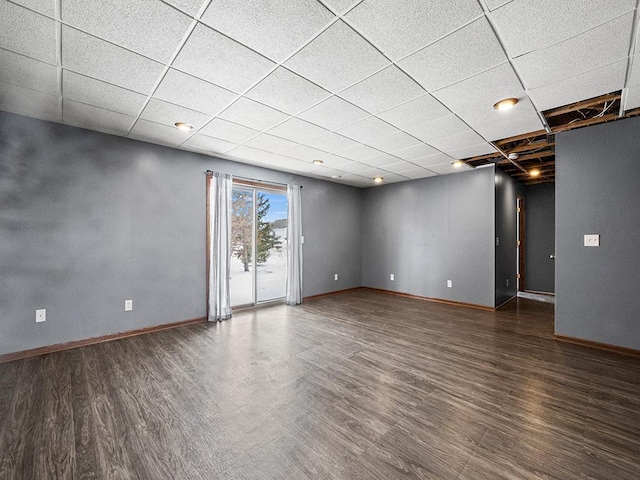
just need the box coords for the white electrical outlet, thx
[506,278,509,287]
[390,274,395,281]
[496,237,500,246]
[334,273,338,281]
[447,280,452,288]
[124,299,133,311]
[584,234,600,247]
[36,309,46,323]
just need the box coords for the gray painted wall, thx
[0,112,362,355]
[525,183,555,293]
[361,167,496,308]
[556,116,640,350]
[494,169,523,307]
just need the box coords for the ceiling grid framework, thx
[1,0,640,186]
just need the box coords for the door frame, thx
[517,195,526,291]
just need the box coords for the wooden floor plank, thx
[0,290,638,478]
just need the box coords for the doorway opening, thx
[517,195,526,291]
[230,181,288,308]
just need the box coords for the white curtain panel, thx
[208,172,233,321]
[286,185,303,305]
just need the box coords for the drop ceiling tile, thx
[244,133,298,153]
[140,98,211,129]
[199,118,259,144]
[63,71,147,117]
[490,0,635,57]
[306,132,359,152]
[297,95,369,130]
[473,113,544,142]
[63,120,127,137]
[323,0,360,15]
[376,173,409,184]
[627,54,640,87]
[366,130,421,152]
[529,59,628,111]
[403,114,470,143]
[357,168,406,183]
[181,134,237,155]
[514,13,633,90]
[398,17,507,91]
[267,117,328,143]
[446,142,496,160]
[484,0,510,11]
[428,129,486,152]
[344,0,482,60]
[427,161,472,174]
[312,153,353,168]
[336,142,382,161]
[154,69,238,116]
[381,161,416,174]
[173,23,275,93]
[219,97,289,131]
[201,0,335,62]
[0,2,56,64]
[333,173,374,187]
[285,20,389,92]
[333,161,372,173]
[339,65,426,113]
[0,49,57,95]
[265,154,317,173]
[12,0,55,16]
[430,62,546,139]
[0,81,61,122]
[63,99,136,134]
[432,63,523,116]
[281,144,327,161]
[226,145,274,162]
[164,0,208,16]
[377,94,450,130]
[62,26,164,94]
[129,119,194,147]
[396,167,438,180]
[391,143,439,161]
[63,0,192,63]
[310,165,351,180]
[245,67,331,115]
[624,85,640,111]
[411,152,454,167]
[337,116,397,144]
[361,153,401,167]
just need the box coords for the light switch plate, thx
[125,299,133,311]
[584,234,600,247]
[36,309,46,323]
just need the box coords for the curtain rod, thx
[205,171,302,188]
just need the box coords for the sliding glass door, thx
[230,184,288,307]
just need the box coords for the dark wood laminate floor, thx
[1,290,639,479]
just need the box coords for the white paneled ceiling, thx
[1,0,640,187]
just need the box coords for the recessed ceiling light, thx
[529,169,540,177]
[174,122,193,131]
[312,159,324,165]
[331,175,341,178]
[373,176,384,184]
[493,98,518,111]
[452,160,464,169]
